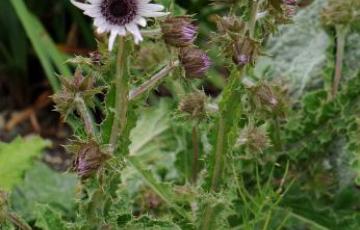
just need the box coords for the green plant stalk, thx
[202,0,259,223]
[273,116,282,151]
[74,95,96,138]
[248,0,259,39]
[191,124,200,183]
[331,25,348,98]
[129,60,179,100]
[128,157,191,221]
[210,116,225,191]
[110,38,130,148]
[201,70,243,230]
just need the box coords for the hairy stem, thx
[210,116,225,191]
[273,116,282,151]
[331,25,348,98]
[129,61,179,100]
[75,95,96,137]
[191,125,200,183]
[141,28,162,37]
[110,38,130,148]
[248,0,259,39]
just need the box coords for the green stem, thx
[110,38,130,148]
[273,116,282,151]
[128,157,191,221]
[248,0,259,39]
[210,116,225,191]
[75,95,96,138]
[331,25,348,98]
[191,125,200,183]
[128,61,179,100]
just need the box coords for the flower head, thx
[69,140,112,179]
[52,69,104,119]
[179,47,211,78]
[71,0,168,50]
[232,37,260,66]
[161,16,198,47]
[237,124,271,154]
[179,91,207,119]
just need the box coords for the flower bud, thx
[179,48,211,78]
[237,125,270,153]
[283,0,297,5]
[161,16,198,47]
[232,37,259,66]
[179,91,207,118]
[89,51,103,65]
[320,0,360,26]
[70,140,111,179]
[215,16,245,34]
[52,69,103,119]
[247,81,287,117]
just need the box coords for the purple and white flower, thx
[71,0,168,50]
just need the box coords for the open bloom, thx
[71,0,168,50]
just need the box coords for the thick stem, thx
[110,38,130,148]
[200,117,226,230]
[210,116,225,191]
[273,116,282,151]
[141,28,162,37]
[248,0,259,39]
[129,61,179,101]
[191,125,200,183]
[331,25,348,98]
[75,95,96,137]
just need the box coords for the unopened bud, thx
[179,91,207,118]
[179,48,211,78]
[283,0,297,5]
[52,70,103,119]
[232,37,259,66]
[247,81,287,117]
[89,51,103,65]
[321,0,360,26]
[215,16,245,34]
[71,141,111,179]
[161,16,197,47]
[249,83,278,109]
[237,125,270,153]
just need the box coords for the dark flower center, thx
[101,0,138,25]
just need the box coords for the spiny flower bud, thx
[247,81,287,117]
[237,124,270,153]
[215,15,245,34]
[69,140,111,179]
[282,0,298,17]
[161,16,198,47]
[179,48,211,78]
[321,0,360,26]
[179,91,207,119]
[52,69,103,119]
[89,51,103,65]
[232,37,260,66]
